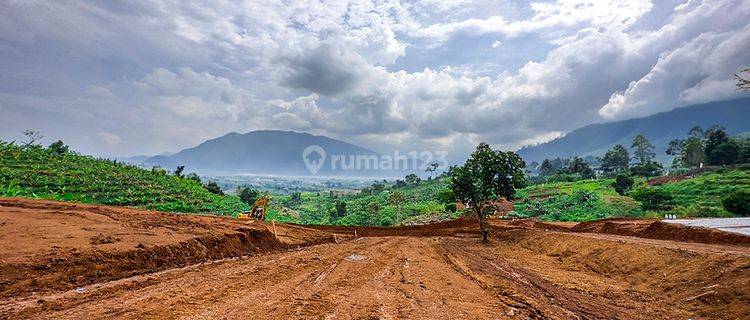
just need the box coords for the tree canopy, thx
[450,143,526,242]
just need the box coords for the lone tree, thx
[631,134,655,164]
[451,143,526,243]
[425,161,440,178]
[22,130,43,147]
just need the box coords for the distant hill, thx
[143,130,383,176]
[517,98,750,164]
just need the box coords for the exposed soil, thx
[2,198,750,319]
[0,198,334,298]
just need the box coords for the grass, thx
[651,167,750,216]
[0,141,248,216]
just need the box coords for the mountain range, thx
[134,98,750,176]
[141,130,381,176]
[517,98,750,164]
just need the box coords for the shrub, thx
[671,204,728,218]
[47,140,69,155]
[238,187,259,205]
[722,190,750,216]
[630,162,663,177]
[204,181,224,195]
[612,174,634,196]
[629,187,673,210]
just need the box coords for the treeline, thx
[530,125,750,184]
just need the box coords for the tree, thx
[291,191,302,204]
[425,161,440,178]
[450,143,526,243]
[238,187,259,205]
[174,165,185,178]
[708,141,740,165]
[630,187,673,211]
[539,159,556,177]
[666,139,683,156]
[563,157,596,179]
[22,130,43,147]
[333,200,347,219]
[736,67,750,90]
[204,181,224,195]
[48,140,69,155]
[630,161,663,177]
[705,129,729,164]
[739,141,750,164]
[405,173,421,186]
[631,134,655,164]
[680,137,705,167]
[612,174,634,196]
[601,144,630,173]
[687,125,704,138]
[186,172,201,182]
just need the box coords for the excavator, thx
[238,195,269,221]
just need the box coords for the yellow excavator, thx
[238,195,269,221]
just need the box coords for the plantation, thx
[650,166,750,217]
[512,179,643,221]
[0,141,248,215]
[265,178,456,226]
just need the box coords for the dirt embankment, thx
[504,217,750,247]
[0,198,334,298]
[2,198,750,319]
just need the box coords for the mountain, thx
[517,97,750,164]
[142,130,382,176]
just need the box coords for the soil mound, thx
[571,219,750,246]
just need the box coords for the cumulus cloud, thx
[0,0,748,159]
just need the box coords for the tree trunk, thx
[475,206,489,243]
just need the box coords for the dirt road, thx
[4,232,750,319]
[2,198,750,319]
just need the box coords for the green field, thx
[0,141,248,215]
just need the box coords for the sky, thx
[1,0,749,159]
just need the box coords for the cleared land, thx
[1,198,749,319]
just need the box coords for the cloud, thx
[600,24,750,119]
[411,0,653,44]
[1,0,748,159]
[98,132,122,145]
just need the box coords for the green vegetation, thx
[450,142,527,242]
[0,141,248,215]
[265,178,455,226]
[4,135,750,225]
[652,167,750,216]
[512,179,642,221]
[723,190,750,216]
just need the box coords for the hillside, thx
[517,98,750,163]
[0,141,248,215]
[142,130,382,176]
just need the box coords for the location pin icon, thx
[302,145,326,175]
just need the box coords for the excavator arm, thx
[237,195,270,221]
